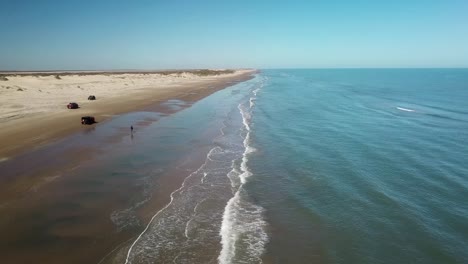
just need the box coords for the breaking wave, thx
[219,78,268,264]
[121,75,268,264]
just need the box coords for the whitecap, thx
[397,107,415,112]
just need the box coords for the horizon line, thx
[2,66,468,72]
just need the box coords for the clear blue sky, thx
[1,0,467,70]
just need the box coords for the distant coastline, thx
[0,69,256,159]
[0,69,246,76]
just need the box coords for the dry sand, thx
[0,69,255,159]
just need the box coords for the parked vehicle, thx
[81,116,95,125]
[67,102,79,109]
[88,95,96,100]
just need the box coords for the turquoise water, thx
[6,69,466,263]
[247,69,468,263]
[115,69,468,263]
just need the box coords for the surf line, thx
[218,84,267,263]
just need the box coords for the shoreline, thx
[0,69,256,159]
[0,71,256,263]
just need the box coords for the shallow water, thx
[112,75,267,263]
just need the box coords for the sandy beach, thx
[0,69,255,159]
[0,70,256,263]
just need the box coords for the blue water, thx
[13,69,466,263]
[246,69,468,263]
[116,69,468,263]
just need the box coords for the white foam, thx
[201,172,208,183]
[184,218,193,239]
[253,88,260,96]
[397,107,415,112]
[123,75,268,263]
[218,80,268,264]
[219,188,268,264]
[227,161,241,188]
[238,104,253,183]
[125,146,216,264]
[250,87,260,108]
[219,192,241,263]
[249,97,255,108]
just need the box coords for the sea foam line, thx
[219,82,267,264]
[184,197,208,239]
[218,104,255,263]
[124,147,218,264]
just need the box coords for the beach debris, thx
[81,116,95,125]
[88,95,96,100]
[0,76,8,81]
[17,88,24,91]
[67,102,79,109]
[55,75,61,80]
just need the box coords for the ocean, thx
[246,69,468,264]
[5,69,465,263]
[114,68,468,264]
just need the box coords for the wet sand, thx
[0,71,255,264]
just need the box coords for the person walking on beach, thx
[131,125,134,133]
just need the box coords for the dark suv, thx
[81,116,95,125]
[67,102,79,109]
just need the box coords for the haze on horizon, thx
[1,0,467,70]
